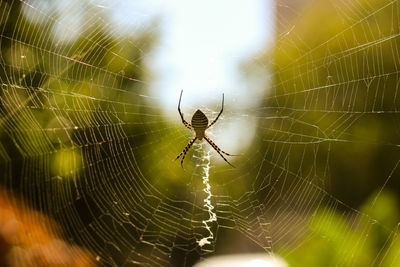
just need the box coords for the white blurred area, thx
[194,254,289,267]
[148,0,273,154]
[22,0,274,154]
[149,0,273,111]
[94,0,274,155]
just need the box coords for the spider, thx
[175,90,237,168]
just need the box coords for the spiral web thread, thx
[1,0,400,266]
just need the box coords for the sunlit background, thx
[27,0,273,154]
[1,0,400,266]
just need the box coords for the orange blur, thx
[0,189,96,267]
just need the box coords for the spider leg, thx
[204,135,241,156]
[174,136,197,168]
[178,90,193,130]
[204,135,235,168]
[207,93,224,129]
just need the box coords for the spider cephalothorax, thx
[175,90,237,168]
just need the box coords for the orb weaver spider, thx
[175,90,237,168]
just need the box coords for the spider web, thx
[1,0,400,266]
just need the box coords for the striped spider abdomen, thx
[191,110,208,140]
[175,90,238,168]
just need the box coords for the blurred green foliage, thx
[265,0,400,265]
[284,190,400,266]
[1,0,400,266]
[269,0,400,206]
